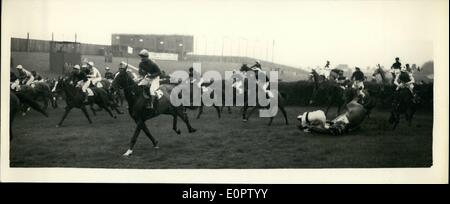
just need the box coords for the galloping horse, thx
[309,69,350,116]
[232,70,289,126]
[53,77,120,127]
[389,86,417,130]
[112,69,196,156]
[181,78,223,119]
[372,64,391,85]
[10,92,48,140]
[19,81,56,114]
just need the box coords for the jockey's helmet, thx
[296,114,304,130]
[73,65,81,70]
[139,49,149,57]
[16,65,23,69]
[87,61,94,67]
[105,67,110,71]
[119,62,127,69]
[297,114,303,122]
[355,67,360,71]
[395,57,400,61]
[401,66,407,72]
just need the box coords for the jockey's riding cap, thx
[139,49,149,57]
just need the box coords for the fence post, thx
[26,32,30,52]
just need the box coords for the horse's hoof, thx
[189,129,197,133]
[176,130,181,135]
[113,116,117,119]
[153,141,160,149]
[123,149,133,157]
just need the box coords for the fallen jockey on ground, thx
[296,96,375,136]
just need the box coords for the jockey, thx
[351,67,366,98]
[231,65,250,95]
[16,65,35,86]
[85,61,102,88]
[70,64,91,102]
[104,67,114,81]
[115,62,139,82]
[31,71,45,83]
[394,65,417,102]
[186,66,204,89]
[297,96,374,135]
[321,60,332,79]
[10,71,21,91]
[249,60,273,98]
[137,49,162,110]
[296,110,329,132]
[249,60,262,71]
[390,57,402,81]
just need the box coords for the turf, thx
[10,104,432,169]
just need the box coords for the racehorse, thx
[179,78,223,119]
[231,70,289,126]
[93,79,124,113]
[10,92,48,140]
[309,69,352,116]
[372,64,391,85]
[389,86,417,130]
[18,81,56,115]
[329,68,344,81]
[112,69,197,156]
[53,77,120,127]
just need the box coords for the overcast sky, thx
[3,0,445,69]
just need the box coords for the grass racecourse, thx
[10,104,432,169]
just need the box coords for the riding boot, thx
[151,96,158,113]
[412,93,419,104]
[83,93,89,103]
[145,96,153,109]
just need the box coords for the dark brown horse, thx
[53,77,120,127]
[310,69,346,116]
[231,70,288,126]
[10,92,48,140]
[18,81,56,115]
[389,86,418,130]
[112,69,196,156]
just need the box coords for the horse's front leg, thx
[176,107,196,133]
[172,112,181,134]
[89,103,97,116]
[245,106,259,121]
[242,105,248,121]
[57,106,73,127]
[213,104,221,119]
[123,122,143,156]
[196,104,203,119]
[80,106,93,124]
[140,121,159,148]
